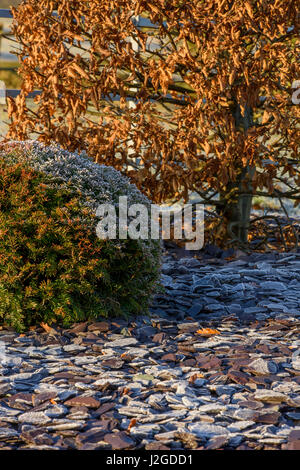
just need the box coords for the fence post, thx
[127,15,140,170]
[0,80,6,105]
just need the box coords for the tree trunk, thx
[218,101,255,245]
[219,166,255,245]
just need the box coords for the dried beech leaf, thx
[196,328,221,337]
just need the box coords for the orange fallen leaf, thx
[121,352,133,361]
[50,399,57,405]
[196,328,220,337]
[127,418,137,431]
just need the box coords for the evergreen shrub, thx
[0,141,161,331]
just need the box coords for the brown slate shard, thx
[64,395,101,409]
[79,442,111,450]
[282,441,300,450]
[152,332,167,343]
[104,431,135,450]
[7,393,33,408]
[178,323,200,334]
[145,442,170,450]
[238,400,264,410]
[82,332,101,342]
[32,392,57,407]
[288,430,300,441]
[227,370,249,385]
[101,358,124,369]
[181,358,197,367]
[248,376,271,386]
[75,427,109,449]
[177,344,197,354]
[229,358,252,369]
[69,405,89,413]
[71,376,94,384]
[205,435,228,450]
[52,372,79,380]
[161,353,178,362]
[68,322,89,334]
[255,344,273,355]
[236,444,252,451]
[195,356,209,368]
[254,412,281,425]
[93,403,115,417]
[21,428,55,446]
[196,356,222,370]
[205,357,222,370]
[87,321,110,332]
[276,345,293,355]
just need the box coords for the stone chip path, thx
[0,250,300,450]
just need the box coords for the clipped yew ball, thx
[0,141,161,332]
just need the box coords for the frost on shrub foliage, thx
[0,141,161,332]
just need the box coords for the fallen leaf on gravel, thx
[196,328,220,337]
[127,418,137,431]
[40,322,57,334]
[120,352,133,361]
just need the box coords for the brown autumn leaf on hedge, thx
[40,322,57,334]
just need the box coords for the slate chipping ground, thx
[0,0,299,453]
[0,248,300,450]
